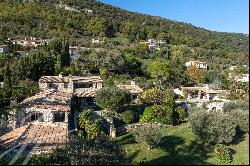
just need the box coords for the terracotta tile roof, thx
[20,92,71,112]
[73,89,97,97]
[0,125,29,149]
[19,123,67,145]
[71,76,103,83]
[26,104,70,112]
[39,76,69,83]
[39,75,102,83]
[117,85,143,94]
[0,123,68,153]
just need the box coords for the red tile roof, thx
[0,123,68,153]
[20,92,71,112]
[0,125,29,149]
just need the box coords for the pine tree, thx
[61,38,70,68]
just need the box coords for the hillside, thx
[0,0,249,55]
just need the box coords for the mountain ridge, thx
[0,0,249,54]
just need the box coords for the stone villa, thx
[0,74,103,154]
[0,74,144,155]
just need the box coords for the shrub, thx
[174,106,186,123]
[132,125,162,150]
[229,109,249,133]
[121,110,135,124]
[139,105,173,125]
[140,87,164,105]
[96,87,131,112]
[223,101,249,111]
[78,109,104,139]
[189,110,236,144]
[29,136,129,165]
[215,144,233,163]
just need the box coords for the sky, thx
[98,0,249,34]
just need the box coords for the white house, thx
[235,74,249,82]
[185,60,208,70]
[92,37,105,44]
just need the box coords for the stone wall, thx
[207,102,225,112]
[39,83,48,92]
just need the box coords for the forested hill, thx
[0,0,249,54]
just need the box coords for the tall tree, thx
[186,65,205,85]
[61,38,70,68]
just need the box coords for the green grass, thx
[116,123,249,165]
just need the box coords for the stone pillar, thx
[107,117,116,138]
[110,124,116,138]
[206,94,210,101]
[65,112,69,123]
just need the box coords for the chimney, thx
[59,72,63,78]
[131,80,135,85]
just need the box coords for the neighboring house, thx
[185,60,208,70]
[0,74,103,154]
[92,37,105,44]
[181,86,219,101]
[0,45,9,54]
[10,37,49,48]
[56,3,81,12]
[145,38,164,51]
[117,81,143,100]
[234,74,249,82]
[82,8,93,14]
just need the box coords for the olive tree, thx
[132,125,162,150]
[189,110,236,144]
[29,136,129,165]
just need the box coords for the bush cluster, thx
[215,144,233,163]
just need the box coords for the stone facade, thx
[13,106,69,130]
[39,74,102,95]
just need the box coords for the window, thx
[54,112,65,122]
[74,83,93,89]
[48,83,58,89]
[64,83,69,88]
[31,114,36,121]
[30,113,44,122]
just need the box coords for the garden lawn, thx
[116,123,249,165]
